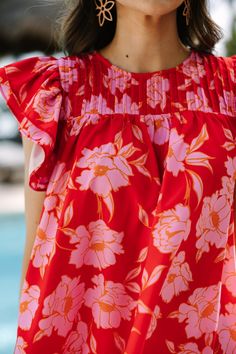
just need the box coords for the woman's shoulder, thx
[0,51,94,99]
[0,51,93,77]
[193,50,236,95]
[200,50,236,76]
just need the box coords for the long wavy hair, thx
[55,0,223,56]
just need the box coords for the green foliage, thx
[225,15,236,56]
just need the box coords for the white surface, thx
[0,183,24,214]
[0,141,24,168]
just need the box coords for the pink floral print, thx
[170,282,222,339]
[152,203,191,254]
[0,48,235,353]
[68,219,124,270]
[34,275,85,342]
[84,274,137,329]
[18,281,40,331]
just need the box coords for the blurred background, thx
[0,0,236,353]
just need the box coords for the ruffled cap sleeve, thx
[0,56,63,191]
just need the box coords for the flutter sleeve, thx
[0,56,64,191]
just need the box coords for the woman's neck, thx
[98,6,190,73]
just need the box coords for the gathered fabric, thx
[0,48,236,353]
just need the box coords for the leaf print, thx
[171,101,186,111]
[141,268,149,290]
[189,123,209,152]
[185,151,214,171]
[114,130,123,150]
[125,282,141,294]
[69,219,124,270]
[136,246,148,263]
[186,125,214,172]
[113,332,126,352]
[59,227,78,237]
[205,332,214,347]
[84,274,137,329]
[137,299,153,315]
[125,264,142,282]
[165,339,175,353]
[63,200,74,227]
[187,170,204,208]
[19,83,28,102]
[131,123,144,143]
[214,248,226,264]
[143,264,167,290]
[131,152,152,179]
[138,204,150,228]
[223,127,235,142]
[146,304,162,340]
[90,332,97,354]
[131,326,142,335]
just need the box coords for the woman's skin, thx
[98,0,191,73]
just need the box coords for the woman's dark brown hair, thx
[55,0,223,56]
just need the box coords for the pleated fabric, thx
[0,48,236,354]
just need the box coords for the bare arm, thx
[18,136,46,302]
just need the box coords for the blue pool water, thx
[0,214,25,354]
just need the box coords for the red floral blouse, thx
[0,48,236,354]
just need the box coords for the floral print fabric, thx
[0,49,236,354]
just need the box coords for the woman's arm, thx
[18,135,46,302]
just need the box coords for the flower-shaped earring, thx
[94,0,116,27]
[183,0,191,26]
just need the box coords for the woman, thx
[0,0,236,353]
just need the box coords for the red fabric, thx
[0,49,236,354]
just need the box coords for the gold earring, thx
[183,0,191,26]
[94,0,116,27]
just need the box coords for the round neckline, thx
[92,48,195,78]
